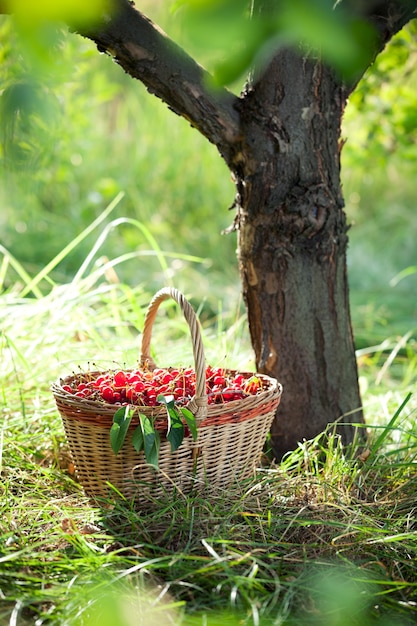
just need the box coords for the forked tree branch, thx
[1,0,416,162]
[79,0,242,163]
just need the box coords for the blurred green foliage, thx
[342,22,417,345]
[171,0,376,86]
[0,2,416,343]
[0,13,237,307]
[5,0,112,27]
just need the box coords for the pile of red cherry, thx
[62,366,263,407]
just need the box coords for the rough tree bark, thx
[2,0,415,455]
[230,50,362,456]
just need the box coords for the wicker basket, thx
[52,287,283,502]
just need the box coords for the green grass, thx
[1,231,416,626]
[1,12,417,625]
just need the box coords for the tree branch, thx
[347,0,417,54]
[354,0,417,32]
[78,0,242,163]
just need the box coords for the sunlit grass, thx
[1,9,417,625]
[1,224,416,625]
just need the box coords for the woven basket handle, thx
[140,287,208,425]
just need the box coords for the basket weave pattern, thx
[52,288,282,500]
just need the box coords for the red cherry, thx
[114,371,127,387]
[160,372,174,385]
[127,373,141,384]
[75,389,90,398]
[134,381,145,393]
[101,386,115,403]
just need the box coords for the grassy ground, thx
[1,240,416,626]
[1,12,417,626]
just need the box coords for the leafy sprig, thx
[110,395,198,468]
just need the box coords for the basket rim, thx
[51,367,283,428]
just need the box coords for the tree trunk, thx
[231,50,363,456]
[2,0,414,456]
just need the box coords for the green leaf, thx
[158,394,185,452]
[180,407,198,441]
[132,425,144,454]
[166,407,185,453]
[141,415,160,468]
[109,422,121,453]
[146,430,160,468]
[112,405,131,426]
[110,406,133,455]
